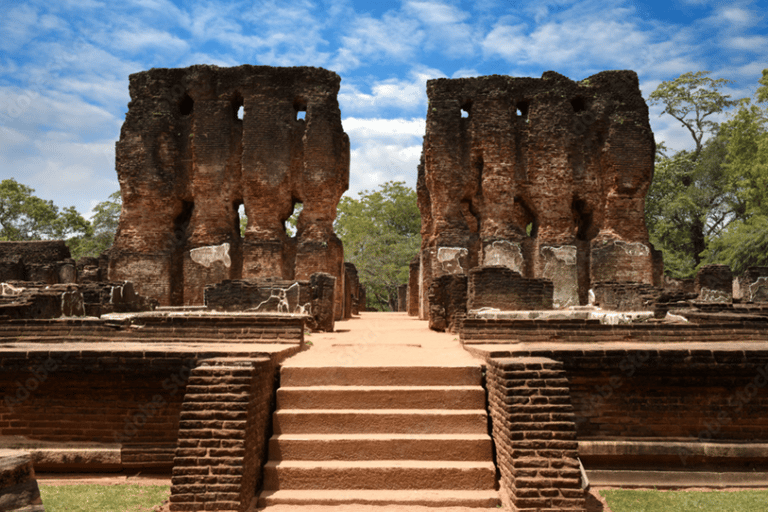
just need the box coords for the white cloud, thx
[334,13,424,71]
[343,117,425,197]
[339,66,444,117]
[726,35,768,51]
[403,1,476,57]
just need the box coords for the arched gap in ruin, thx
[573,197,595,305]
[171,200,194,305]
[513,196,537,239]
[516,101,529,119]
[236,202,246,239]
[232,92,244,121]
[570,97,586,112]
[461,99,472,119]
[294,97,307,122]
[179,94,194,116]
[573,198,596,241]
[285,200,302,238]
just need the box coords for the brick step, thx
[183,384,252,394]
[272,409,488,434]
[262,460,497,490]
[280,365,482,387]
[181,401,248,412]
[268,433,493,461]
[276,385,486,410]
[257,489,502,508]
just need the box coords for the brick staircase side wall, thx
[170,358,276,512]
[487,356,586,512]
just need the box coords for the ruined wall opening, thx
[236,202,246,239]
[570,97,586,112]
[516,101,529,119]
[285,201,302,237]
[573,198,596,241]
[461,100,472,119]
[232,93,244,121]
[179,94,194,116]
[171,200,194,305]
[294,98,307,122]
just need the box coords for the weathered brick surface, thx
[170,359,276,512]
[487,357,585,511]
[418,71,656,318]
[468,266,553,311]
[109,65,350,316]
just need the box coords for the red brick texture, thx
[170,358,276,512]
[486,357,586,512]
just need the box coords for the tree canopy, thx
[335,181,420,311]
[646,70,768,278]
[0,178,120,260]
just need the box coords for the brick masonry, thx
[486,357,586,511]
[170,358,276,512]
[0,451,45,512]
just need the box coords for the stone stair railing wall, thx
[170,358,276,512]
[486,356,586,511]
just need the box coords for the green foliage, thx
[601,488,768,512]
[706,215,768,274]
[0,178,90,242]
[39,483,169,512]
[68,191,122,260]
[335,181,420,311]
[645,71,750,277]
[648,71,738,155]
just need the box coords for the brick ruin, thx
[416,70,663,327]
[108,65,350,319]
[4,65,768,512]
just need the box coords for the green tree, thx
[335,181,420,311]
[646,71,739,277]
[0,178,90,242]
[704,70,768,273]
[67,191,122,259]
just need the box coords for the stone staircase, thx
[258,365,501,508]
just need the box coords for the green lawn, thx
[39,484,170,512]
[602,489,768,512]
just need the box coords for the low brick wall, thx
[486,357,585,511]
[170,358,276,512]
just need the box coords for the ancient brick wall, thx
[170,358,276,512]
[0,241,75,284]
[428,274,467,333]
[695,264,733,303]
[418,71,657,319]
[0,352,195,470]
[407,254,420,316]
[109,65,349,316]
[486,357,585,511]
[468,266,553,311]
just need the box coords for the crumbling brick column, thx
[486,356,586,512]
[418,71,657,316]
[170,358,276,512]
[110,65,349,313]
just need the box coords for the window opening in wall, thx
[516,101,529,119]
[232,93,244,121]
[179,94,194,116]
[294,98,307,122]
[285,201,302,237]
[461,100,472,119]
[237,203,246,238]
[571,97,586,112]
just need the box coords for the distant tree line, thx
[0,179,120,260]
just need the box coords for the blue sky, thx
[0,0,766,218]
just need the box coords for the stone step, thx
[263,460,497,490]
[272,409,489,434]
[280,365,482,387]
[257,489,502,508]
[268,433,493,461]
[276,385,486,410]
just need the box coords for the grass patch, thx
[601,489,768,511]
[39,484,170,512]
